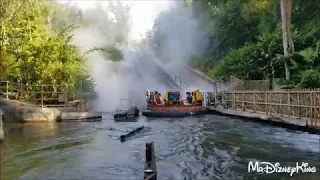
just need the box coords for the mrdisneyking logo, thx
[248,161,317,176]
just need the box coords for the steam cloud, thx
[71,0,212,112]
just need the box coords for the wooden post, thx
[80,80,83,112]
[19,83,23,100]
[297,92,301,119]
[0,108,4,142]
[280,94,283,116]
[41,84,44,108]
[287,92,290,117]
[144,142,157,180]
[64,84,68,111]
[232,93,235,109]
[253,92,256,113]
[310,92,313,128]
[214,82,217,104]
[242,92,245,111]
[265,92,268,115]
[6,81,8,100]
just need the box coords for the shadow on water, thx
[0,114,320,180]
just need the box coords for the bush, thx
[299,69,320,88]
[212,44,257,80]
[189,56,215,74]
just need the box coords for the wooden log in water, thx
[120,126,144,142]
[144,142,157,180]
[61,112,102,122]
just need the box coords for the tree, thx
[280,0,294,81]
[82,0,131,47]
[186,0,320,89]
[0,0,94,95]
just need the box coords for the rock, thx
[20,107,61,122]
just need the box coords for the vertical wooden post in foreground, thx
[144,142,157,180]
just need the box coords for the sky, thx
[58,0,171,40]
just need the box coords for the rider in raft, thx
[186,92,193,104]
[155,92,163,105]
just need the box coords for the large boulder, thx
[0,98,61,122]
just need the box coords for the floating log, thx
[60,112,102,122]
[114,106,139,121]
[120,126,144,142]
[144,142,157,180]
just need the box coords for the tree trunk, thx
[281,0,294,81]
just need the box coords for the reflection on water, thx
[1,114,319,180]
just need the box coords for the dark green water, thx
[1,114,319,180]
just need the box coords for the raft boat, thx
[141,90,207,118]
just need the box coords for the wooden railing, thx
[223,91,320,128]
[0,81,71,108]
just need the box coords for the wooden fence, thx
[0,81,71,108]
[224,91,320,128]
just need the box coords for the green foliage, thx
[277,78,296,88]
[102,46,123,61]
[189,56,215,74]
[299,70,320,89]
[213,44,256,80]
[81,1,130,63]
[0,0,94,96]
[187,0,320,89]
[87,46,123,61]
[74,72,95,98]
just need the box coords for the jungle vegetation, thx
[0,0,129,96]
[190,0,320,88]
[0,0,91,95]
[149,0,320,89]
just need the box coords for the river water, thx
[1,114,319,180]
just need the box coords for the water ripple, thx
[1,115,320,180]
